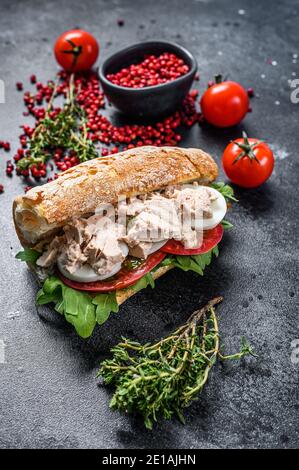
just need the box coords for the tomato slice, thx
[57,251,167,292]
[161,224,223,255]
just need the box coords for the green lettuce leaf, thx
[221,219,234,230]
[130,272,155,294]
[36,276,123,337]
[32,247,219,337]
[37,276,96,338]
[16,249,40,263]
[162,246,219,276]
[210,182,238,202]
[92,293,119,325]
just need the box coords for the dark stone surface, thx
[0,0,298,449]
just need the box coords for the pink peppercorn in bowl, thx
[99,41,197,119]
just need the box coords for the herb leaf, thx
[16,75,98,172]
[98,298,255,430]
[36,276,96,338]
[93,292,119,325]
[221,219,234,230]
[162,246,219,276]
[36,276,122,336]
[130,272,155,294]
[16,249,40,263]
[210,182,238,202]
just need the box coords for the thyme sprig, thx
[17,75,98,171]
[98,298,256,429]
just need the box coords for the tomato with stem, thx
[54,29,99,72]
[222,132,274,188]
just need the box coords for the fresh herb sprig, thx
[17,75,97,171]
[210,182,238,202]
[98,297,256,429]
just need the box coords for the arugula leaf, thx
[162,246,219,276]
[212,245,219,257]
[93,292,119,325]
[210,182,238,202]
[36,287,61,305]
[221,219,234,230]
[33,244,219,338]
[63,293,96,339]
[36,276,96,339]
[16,249,40,263]
[36,276,123,337]
[130,272,155,294]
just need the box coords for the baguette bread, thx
[13,146,218,247]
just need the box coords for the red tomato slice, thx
[161,224,223,255]
[57,251,166,292]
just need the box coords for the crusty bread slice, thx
[13,146,218,247]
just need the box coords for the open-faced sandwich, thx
[13,146,235,338]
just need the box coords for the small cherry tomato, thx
[222,132,274,188]
[54,29,99,72]
[200,77,249,127]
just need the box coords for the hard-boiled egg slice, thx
[181,184,227,230]
[57,259,123,282]
[57,242,129,282]
[201,186,227,230]
[147,240,168,255]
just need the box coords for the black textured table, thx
[0,0,298,449]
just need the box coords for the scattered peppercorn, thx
[117,19,125,26]
[6,160,14,176]
[11,69,200,182]
[0,141,10,151]
[247,87,255,97]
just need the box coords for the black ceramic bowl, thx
[99,41,197,119]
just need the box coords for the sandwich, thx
[13,146,235,338]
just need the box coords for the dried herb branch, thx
[17,75,97,171]
[98,298,256,430]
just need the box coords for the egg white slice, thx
[147,240,168,255]
[182,184,227,230]
[57,243,129,282]
[57,259,123,282]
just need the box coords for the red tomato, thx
[54,29,99,72]
[162,225,223,255]
[200,80,249,127]
[57,251,166,292]
[222,133,274,188]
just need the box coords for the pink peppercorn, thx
[247,87,255,97]
[107,52,190,88]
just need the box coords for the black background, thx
[0,0,298,449]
